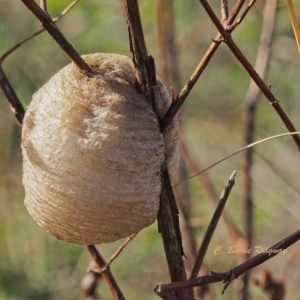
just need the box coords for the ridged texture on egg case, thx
[22,53,179,245]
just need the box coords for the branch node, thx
[270,99,279,105]
[212,38,222,44]
[222,269,237,294]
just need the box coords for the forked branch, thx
[160,0,248,131]
[198,0,300,150]
[87,245,125,300]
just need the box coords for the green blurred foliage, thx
[1,0,300,299]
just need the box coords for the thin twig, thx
[174,132,300,187]
[20,0,94,75]
[227,0,256,31]
[242,1,277,298]
[198,0,300,150]
[189,171,237,280]
[89,233,137,275]
[229,0,246,22]
[155,228,300,294]
[221,0,229,25]
[40,0,47,11]
[160,0,247,131]
[0,65,25,125]
[1,0,79,63]
[86,245,125,300]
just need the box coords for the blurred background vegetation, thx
[1,0,300,299]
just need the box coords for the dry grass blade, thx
[174,132,300,187]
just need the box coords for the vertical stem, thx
[124,1,192,298]
[157,165,194,299]
[242,1,277,299]
[157,0,180,90]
